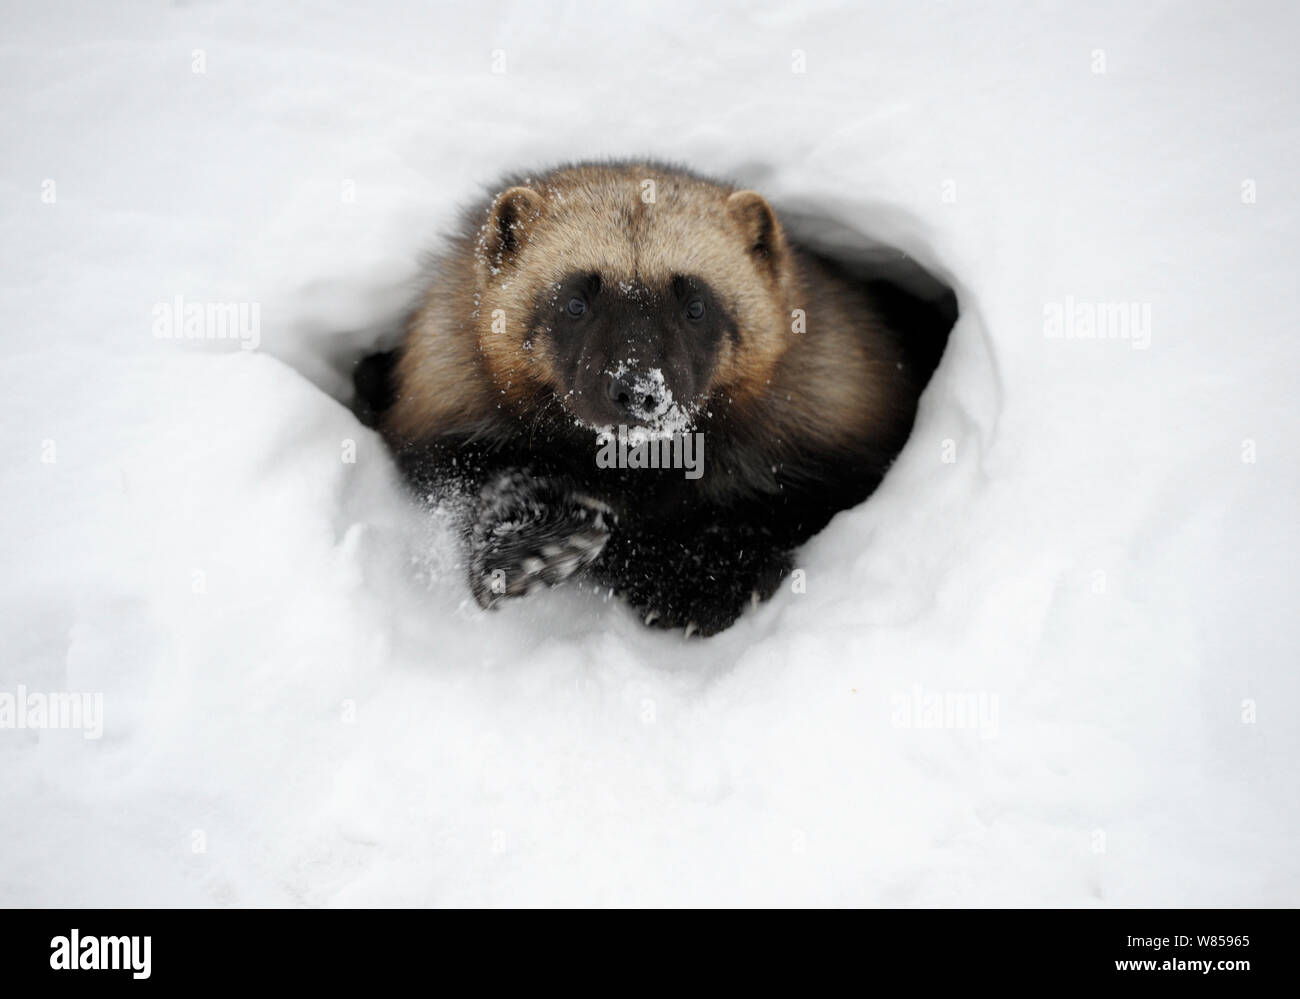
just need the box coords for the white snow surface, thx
[1,1,1297,906]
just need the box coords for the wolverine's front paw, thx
[467,472,613,609]
[606,536,793,638]
[625,587,770,639]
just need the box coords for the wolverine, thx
[354,161,955,636]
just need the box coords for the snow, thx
[2,0,1297,906]
[596,364,695,437]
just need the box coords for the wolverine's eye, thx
[567,297,587,317]
[685,299,706,321]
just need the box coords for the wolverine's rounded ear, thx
[726,190,787,273]
[480,186,544,269]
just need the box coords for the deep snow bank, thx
[1,0,1296,906]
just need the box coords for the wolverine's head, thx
[470,164,796,433]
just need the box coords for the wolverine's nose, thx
[606,371,665,420]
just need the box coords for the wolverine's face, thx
[536,270,733,430]
[471,168,794,435]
